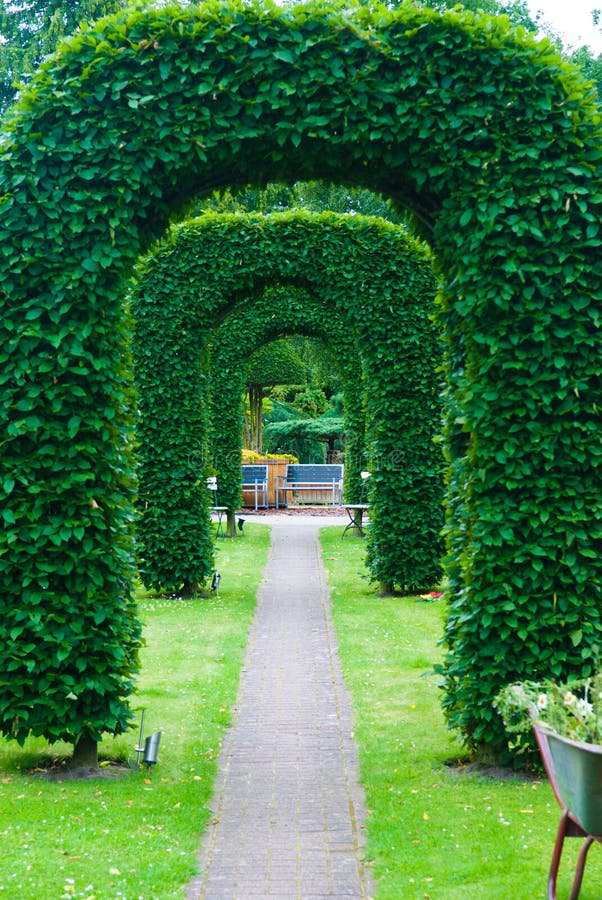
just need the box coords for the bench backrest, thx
[241,464,268,484]
[285,464,343,484]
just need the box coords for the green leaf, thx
[3,478,15,495]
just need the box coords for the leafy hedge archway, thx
[132,211,441,594]
[1,0,601,755]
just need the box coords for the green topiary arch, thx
[2,0,602,756]
[132,210,442,594]
[133,280,359,590]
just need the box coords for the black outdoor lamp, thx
[132,709,162,770]
[143,730,161,767]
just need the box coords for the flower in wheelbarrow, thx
[564,691,594,721]
[495,673,602,748]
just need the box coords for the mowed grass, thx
[0,524,270,900]
[320,526,602,900]
[4,520,602,899]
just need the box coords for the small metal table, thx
[211,506,228,538]
[342,504,370,538]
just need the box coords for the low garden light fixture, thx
[131,709,162,770]
[143,730,161,767]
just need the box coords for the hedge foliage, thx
[132,211,441,590]
[1,0,601,755]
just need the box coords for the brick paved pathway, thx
[188,515,373,899]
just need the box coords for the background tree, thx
[245,340,307,452]
[263,416,345,462]
[0,0,125,114]
[197,181,406,224]
[286,336,343,400]
[570,44,602,100]
[263,391,345,462]
[263,343,345,462]
[419,0,540,31]
[262,398,329,463]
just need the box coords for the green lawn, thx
[0,524,270,900]
[2,522,601,899]
[320,526,602,900]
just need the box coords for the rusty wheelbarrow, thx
[534,721,602,899]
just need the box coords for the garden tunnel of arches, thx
[1,0,601,759]
[131,210,444,598]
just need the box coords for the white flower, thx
[537,693,548,710]
[575,698,593,719]
[564,691,577,707]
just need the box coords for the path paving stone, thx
[187,515,373,899]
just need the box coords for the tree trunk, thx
[248,383,263,453]
[226,509,238,538]
[181,578,206,597]
[243,415,252,448]
[72,732,98,768]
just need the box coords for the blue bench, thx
[276,464,343,509]
[241,464,268,510]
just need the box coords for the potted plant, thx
[496,676,602,898]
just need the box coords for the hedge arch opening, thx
[207,286,361,524]
[132,210,442,595]
[133,281,358,590]
[2,0,602,756]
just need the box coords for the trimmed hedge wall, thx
[132,210,442,592]
[1,0,601,755]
